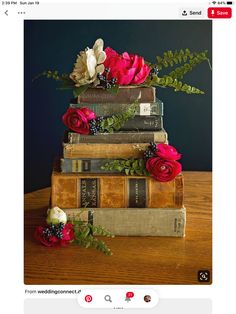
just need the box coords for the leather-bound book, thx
[51,171,184,209]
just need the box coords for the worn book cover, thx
[77,86,156,104]
[51,171,184,209]
[120,115,163,131]
[66,130,168,144]
[64,207,186,237]
[70,99,163,116]
[63,143,150,159]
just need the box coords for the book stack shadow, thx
[50,87,186,237]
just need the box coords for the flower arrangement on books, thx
[101,143,182,182]
[35,207,114,255]
[36,38,211,96]
[62,102,138,135]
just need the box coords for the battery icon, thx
[227,1,233,4]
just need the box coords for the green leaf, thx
[73,85,90,97]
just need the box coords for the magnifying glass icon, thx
[104,295,112,302]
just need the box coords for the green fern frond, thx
[167,50,210,80]
[150,75,204,94]
[155,49,195,71]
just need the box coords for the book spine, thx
[66,130,168,144]
[77,87,156,104]
[70,100,163,116]
[64,207,186,237]
[51,172,184,209]
[61,158,120,173]
[120,116,163,131]
[63,143,147,159]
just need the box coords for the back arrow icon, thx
[5,10,8,16]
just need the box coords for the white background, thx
[0,0,236,313]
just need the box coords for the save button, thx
[208,7,232,18]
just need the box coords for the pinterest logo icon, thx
[85,295,93,303]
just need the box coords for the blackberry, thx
[105,82,112,89]
[110,77,117,85]
[43,228,53,238]
[97,73,105,81]
[54,229,63,239]
[96,116,104,123]
[144,150,153,159]
[58,222,65,231]
[89,119,96,126]
[149,142,157,152]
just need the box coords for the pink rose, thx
[62,107,96,134]
[156,143,181,161]
[146,156,182,182]
[103,47,150,85]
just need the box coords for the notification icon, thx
[85,295,93,303]
[125,292,134,302]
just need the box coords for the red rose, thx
[156,143,181,161]
[103,47,150,85]
[146,156,182,182]
[34,223,75,247]
[62,107,96,134]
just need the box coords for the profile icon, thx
[144,295,151,303]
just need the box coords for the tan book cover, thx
[64,207,186,237]
[63,143,150,159]
[51,171,184,209]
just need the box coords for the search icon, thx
[104,295,112,302]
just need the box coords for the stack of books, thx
[50,86,186,237]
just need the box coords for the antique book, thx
[63,143,149,159]
[76,86,156,104]
[66,130,168,144]
[70,99,164,116]
[51,171,184,209]
[64,207,186,237]
[61,158,121,173]
[120,115,163,131]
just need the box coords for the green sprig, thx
[70,215,114,256]
[101,158,149,176]
[99,101,139,133]
[144,49,211,94]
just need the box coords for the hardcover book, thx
[63,143,150,159]
[70,99,164,116]
[120,115,163,131]
[64,207,186,237]
[76,86,156,104]
[66,130,168,144]
[51,171,184,209]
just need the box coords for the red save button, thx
[208,7,232,18]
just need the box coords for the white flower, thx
[70,38,106,87]
[46,207,67,225]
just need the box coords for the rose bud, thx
[46,207,67,225]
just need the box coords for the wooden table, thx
[24,171,212,285]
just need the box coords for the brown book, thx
[77,86,156,104]
[64,207,186,237]
[51,171,184,209]
[66,130,168,144]
[63,143,149,159]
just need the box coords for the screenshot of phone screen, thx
[0,1,235,313]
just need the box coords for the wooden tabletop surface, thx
[24,171,212,285]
